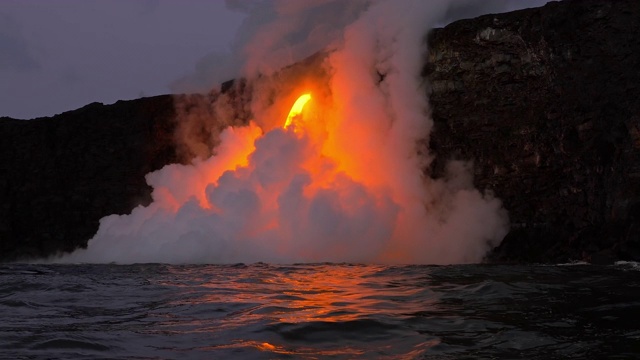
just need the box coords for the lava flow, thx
[284,93,312,130]
[56,0,508,265]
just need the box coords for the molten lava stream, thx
[284,93,312,131]
[282,92,340,195]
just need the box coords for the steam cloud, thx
[54,0,517,264]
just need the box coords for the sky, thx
[0,0,550,120]
[0,0,244,119]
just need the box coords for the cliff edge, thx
[425,0,640,263]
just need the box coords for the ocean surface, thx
[1,262,639,359]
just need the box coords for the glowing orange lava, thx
[284,93,311,130]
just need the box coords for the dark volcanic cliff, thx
[425,0,640,263]
[0,97,179,260]
[1,0,639,263]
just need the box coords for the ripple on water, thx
[1,263,639,359]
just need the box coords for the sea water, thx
[1,262,639,359]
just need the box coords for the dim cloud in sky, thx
[0,0,245,119]
[0,0,550,120]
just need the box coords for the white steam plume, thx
[52,0,518,264]
[171,0,551,93]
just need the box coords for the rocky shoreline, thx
[1,0,638,263]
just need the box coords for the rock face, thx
[425,0,640,263]
[0,97,180,261]
[1,0,639,263]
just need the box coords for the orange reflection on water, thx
[159,264,438,357]
[268,265,387,323]
[163,264,429,324]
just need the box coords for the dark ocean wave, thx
[1,263,639,359]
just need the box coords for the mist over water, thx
[54,0,513,265]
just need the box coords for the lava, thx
[284,93,312,130]
[55,0,509,265]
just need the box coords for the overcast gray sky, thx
[0,0,550,120]
[0,0,244,119]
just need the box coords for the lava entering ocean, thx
[284,94,312,130]
[55,0,508,265]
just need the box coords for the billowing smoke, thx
[171,0,550,92]
[54,0,518,264]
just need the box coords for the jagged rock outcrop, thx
[1,0,638,263]
[0,96,179,260]
[425,0,640,263]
